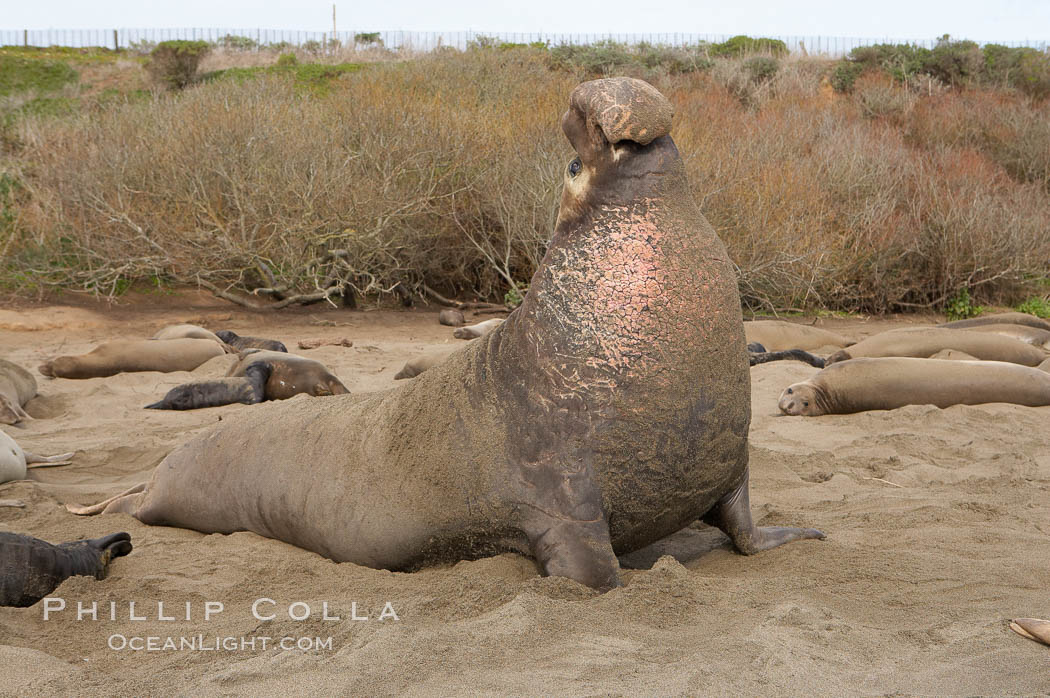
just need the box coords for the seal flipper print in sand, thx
[0,532,132,607]
[68,78,823,591]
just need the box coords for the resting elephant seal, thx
[438,309,466,327]
[144,349,347,409]
[453,318,505,339]
[743,320,854,352]
[214,330,288,353]
[153,324,225,345]
[2,430,74,484]
[0,359,37,425]
[39,339,226,379]
[778,357,1050,416]
[826,328,1048,366]
[0,532,132,607]
[67,78,823,591]
[940,312,1050,332]
[947,323,1050,350]
[394,346,460,380]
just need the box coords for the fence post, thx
[113,29,118,51]
[24,29,27,47]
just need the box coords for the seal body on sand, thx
[144,350,347,409]
[214,330,287,353]
[39,339,226,379]
[153,324,225,344]
[0,359,37,425]
[394,346,460,380]
[947,323,1050,350]
[453,318,505,339]
[778,357,1050,415]
[826,327,1048,366]
[744,320,853,352]
[69,78,823,591]
[940,312,1050,332]
[1,430,74,483]
[438,309,466,327]
[0,532,131,607]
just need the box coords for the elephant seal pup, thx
[940,312,1050,332]
[67,77,823,591]
[2,429,74,484]
[394,346,461,380]
[214,330,288,353]
[744,320,854,352]
[438,309,466,327]
[0,359,37,425]
[0,531,132,607]
[948,323,1050,350]
[38,339,226,379]
[825,328,1048,366]
[453,318,505,339]
[778,357,1050,416]
[749,349,825,368]
[145,376,265,410]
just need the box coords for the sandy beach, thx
[1,293,1048,696]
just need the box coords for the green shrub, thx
[710,35,788,57]
[354,32,382,46]
[925,36,983,86]
[147,40,211,89]
[219,34,258,51]
[830,61,865,92]
[945,288,985,320]
[744,56,778,83]
[276,52,298,67]
[1016,296,1050,318]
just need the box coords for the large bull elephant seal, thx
[38,339,226,379]
[0,532,132,607]
[66,78,823,591]
[0,359,37,425]
[825,328,1048,366]
[778,357,1050,416]
[940,312,1050,332]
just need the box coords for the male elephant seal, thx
[825,328,1048,366]
[67,78,823,591]
[940,312,1050,332]
[144,349,347,409]
[2,429,74,484]
[0,532,132,607]
[946,323,1050,349]
[778,357,1050,416]
[744,320,854,352]
[214,330,288,353]
[453,318,505,339]
[39,339,226,379]
[0,359,37,425]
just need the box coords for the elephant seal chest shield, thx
[71,78,823,590]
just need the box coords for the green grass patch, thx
[0,54,78,96]
[0,45,124,64]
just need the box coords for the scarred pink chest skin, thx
[490,137,752,553]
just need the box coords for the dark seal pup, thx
[144,350,347,409]
[68,78,823,591]
[0,532,132,607]
[215,330,288,353]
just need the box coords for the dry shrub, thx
[7,51,1050,312]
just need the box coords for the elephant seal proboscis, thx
[778,357,1050,416]
[214,330,288,353]
[2,429,74,484]
[0,359,37,425]
[826,328,1048,366]
[945,323,1050,350]
[1011,618,1050,647]
[67,78,823,591]
[39,339,226,379]
[144,349,348,409]
[0,532,132,607]
[744,320,854,352]
[940,312,1050,332]
[452,318,505,339]
[438,309,466,327]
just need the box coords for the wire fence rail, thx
[1,28,1048,57]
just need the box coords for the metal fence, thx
[0,28,1047,57]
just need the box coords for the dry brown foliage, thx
[6,50,1050,312]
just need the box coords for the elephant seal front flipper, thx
[0,531,132,607]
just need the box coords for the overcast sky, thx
[3,0,1049,42]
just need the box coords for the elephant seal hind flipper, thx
[69,77,823,592]
[452,319,504,339]
[1010,618,1050,646]
[0,531,132,607]
[0,359,38,426]
[215,330,288,353]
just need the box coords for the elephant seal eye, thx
[803,401,809,407]
[786,388,793,394]
[568,158,581,177]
